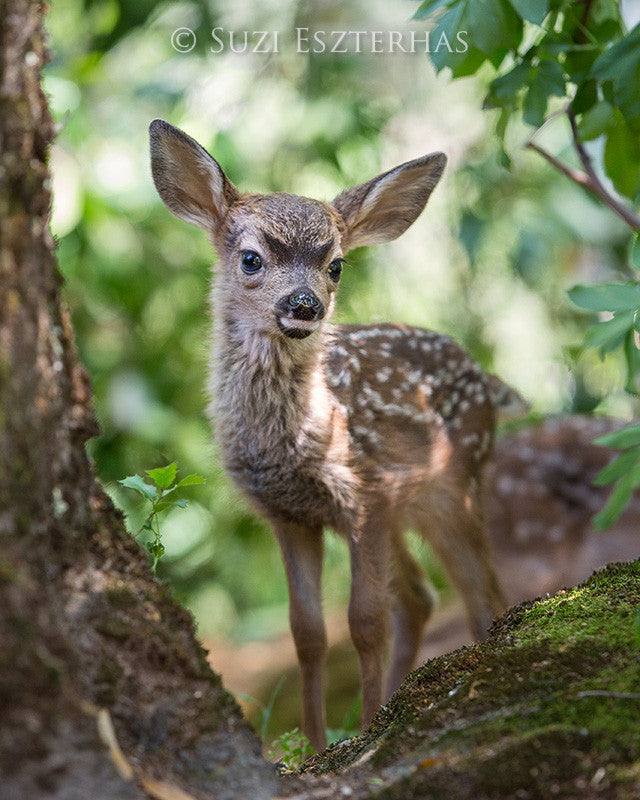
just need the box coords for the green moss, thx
[303,560,640,799]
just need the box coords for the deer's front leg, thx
[273,521,327,752]
[347,516,390,731]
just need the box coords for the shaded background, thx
[44,0,637,738]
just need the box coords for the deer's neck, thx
[209,314,333,466]
[208,308,358,531]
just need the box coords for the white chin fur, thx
[279,317,320,331]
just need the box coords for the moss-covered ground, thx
[282,559,640,799]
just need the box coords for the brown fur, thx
[149,119,510,752]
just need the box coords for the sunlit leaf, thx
[147,462,178,490]
[177,474,205,487]
[119,474,158,501]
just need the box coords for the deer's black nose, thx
[287,291,323,321]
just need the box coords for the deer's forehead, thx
[224,193,344,258]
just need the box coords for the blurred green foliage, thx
[415,0,640,525]
[44,0,636,645]
[416,0,640,203]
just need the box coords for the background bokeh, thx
[45,0,635,707]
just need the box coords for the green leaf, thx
[564,46,600,83]
[604,114,640,201]
[593,448,640,486]
[577,100,614,141]
[568,283,640,312]
[429,3,488,76]
[146,462,178,490]
[593,460,640,530]
[522,60,565,127]
[624,328,640,395]
[154,499,189,513]
[523,81,547,127]
[147,542,165,558]
[594,422,640,449]
[506,0,548,25]
[119,474,158,501]
[584,310,635,351]
[591,24,640,125]
[488,62,531,106]
[572,79,597,115]
[177,474,205,487]
[467,0,522,55]
[537,58,565,97]
[591,23,640,83]
[630,236,640,272]
[414,0,456,18]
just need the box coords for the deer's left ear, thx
[332,153,446,252]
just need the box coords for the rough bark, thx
[0,3,277,798]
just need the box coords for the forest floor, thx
[207,557,640,799]
[279,560,640,799]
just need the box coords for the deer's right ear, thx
[149,119,239,233]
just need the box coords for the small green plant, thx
[326,694,362,745]
[267,728,315,771]
[238,675,286,741]
[119,462,204,571]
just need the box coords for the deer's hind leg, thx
[416,483,506,642]
[385,529,438,698]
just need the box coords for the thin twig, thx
[525,141,592,188]
[576,690,640,700]
[568,106,640,230]
[526,110,640,231]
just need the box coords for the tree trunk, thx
[0,3,277,798]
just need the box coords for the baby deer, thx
[149,119,512,752]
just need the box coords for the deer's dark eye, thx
[328,259,344,282]
[240,250,263,274]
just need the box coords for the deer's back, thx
[324,323,496,484]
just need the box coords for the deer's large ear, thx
[149,119,239,234]
[332,153,446,252]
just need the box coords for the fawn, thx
[149,119,513,752]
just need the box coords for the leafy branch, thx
[527,105,640,230]
[415,0,640,528]
[119,462,205,571]
[414,0,640,229]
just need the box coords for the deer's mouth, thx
[276,315,321,339]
